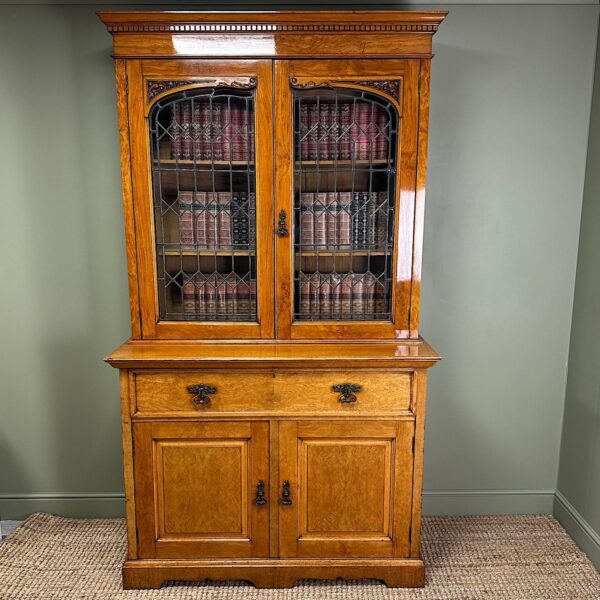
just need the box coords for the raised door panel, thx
[133,421,269,559]
[126,59,275,339]
[279,420,414,558]
[274,59,423,340]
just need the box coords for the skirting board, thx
[0,489,555,520]
[553,490,600,571]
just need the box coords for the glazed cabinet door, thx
[124,59,274,339]
[274,59,423,339]
[278,420,415,558]
[133,421,269,559]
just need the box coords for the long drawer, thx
[134,370,412,415]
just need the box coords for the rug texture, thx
[0,513,598,599]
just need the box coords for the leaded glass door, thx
[275,60,421,339]
[127,60,274,339]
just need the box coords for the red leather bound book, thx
[204,275,217,319]
[339,104,351,160]
[375,280,387,315]
[314,193,328,247]
[205,193,218,246]
[180,101,192,160]
[339,275,352,316]
[212,103,223,161]
[352,275,366,317]
[319,103,331,160]
[191,102,202,161]
[199,103,212,161]
[337,192,352,247]
[194,192,208,247]
[170,104,182,159]
[308,104,319,161]
[222,104,232,162]
[249,280,257,316]
[299,103,309,160]
[298,274,310,316]
[355,103,370,160]
[217,192,232,247]
[230,104,244,161]
[196,277,206,320]
[326,192,337,248]
[182,275,196,319]
[330,104,340,160]
[320,275,332,318]
[216,278,228,317]
[300,193,315,245]
[376,106,388,160]
[330,273,342,315]
[236,279,251,317]
[364,273,376,318]
[309,274,320,315]
[178,191,194,244]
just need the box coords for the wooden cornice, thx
[97,10,448,34]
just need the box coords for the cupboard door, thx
[275,59,421,339]
[126,59,274,339]
[278,420,414,558]
[133,421,269,559]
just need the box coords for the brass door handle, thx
[187,384,217,407]
[277,209,289,237]
[255,480,267,506]
[333,383,361,404]
[279,480,292,505]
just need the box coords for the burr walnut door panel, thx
[133,421,269,559]
[278,420,415,558]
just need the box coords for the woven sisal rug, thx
[0,513,598,599]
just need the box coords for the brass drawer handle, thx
[280,480,292,506]
[187,384,217,407]
[255,480,267,506]
[333,383,361,404]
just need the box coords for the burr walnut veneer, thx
[100,10,445,590]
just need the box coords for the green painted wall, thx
[0,4,598,519]
[555,15,600,568]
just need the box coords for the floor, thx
[0,513,599,599]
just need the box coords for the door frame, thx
[274,59,421,340]
[126,59,275,339]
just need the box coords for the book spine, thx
[310,274,320,315]
[300,192,315,246]
[232,191,249,248]
[320,275,332,318]
[191,101,202,161]
[182,275,196,319]
[231,104,244,161]
[356,102,370,160]
[212,103,223,161]
[200,103,212,161]
[216,278,228,317]
[368,192,377,246]
[241,105,250,162]
[170,104,182,160]
[314,192,328,247]
[331,273,342,315]
[178,191,194,244]
[180,101,192,160]
[340,275,352,316]
[308,104,319,161]
[364,273,376,318]
[375,280,387,315]
[237,279,250,317]
[360,191,369,247]
[330,104,340,161]
[196,276,206,320]
[204,275,217,319]
[299,274,310,316]
[319,103,331,160]
[337,192,352,248]
[352,192,360,248]
[217,191,232,247]
[376,106,388,160]
[194,192,208,246]
[299,103,309,161]
[222,104,232,162]
[340,104,351,160]
[376,191,389,247]
[249,280,257,316]
[205,193,217,246]
[326,191,337,248]
[352,275,365,317]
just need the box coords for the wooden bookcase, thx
[100,10,445,590]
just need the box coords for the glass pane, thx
[293,88,398,321]
[149,87,257,322]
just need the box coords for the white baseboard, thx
[553,490,600,571]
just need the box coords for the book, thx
[330,104,340,161]
[376,106,388,160]
[299,274,311,315]
[196,276,206,320]
[191,102,203,160]
[355,103,370,160]
[232,191,250,247]
[178,191,194,244]
[307,103,319,161]
[339,103,351,160]
[363,273,376,317]
[352,275,366,316]
[204,275,217,318]
[339,275,352,315]
[376,191,389,246]
[170,104,182,159]
[310,273,320,314]
[299,103,309,160]
[249,280,257,316]
[326,191,337,248]
[319,104,332,161]
[212,103,223,160]
[314,193,328,247]
[205,193,218,246]
[231,104,244,161]
[194,192,208,246]
[180,101,192,160]
[337,192,352,247]
[300,192,315,245]
[217,192,232,246]
[237,279,251,317]
[182,274,196,319]
[331,273,342,315]
[375,280,387,315]
[320,275,332,317]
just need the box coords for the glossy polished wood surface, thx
[101,10,444,590]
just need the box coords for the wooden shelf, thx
[296,250,388,257]
[154,159,254,168]
[295,160,390,167]
[160,248,254,257]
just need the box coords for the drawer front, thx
[135,370,412,414]
[135,371,275,413]
[273,370,412,413]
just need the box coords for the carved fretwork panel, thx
[289,78,401,103]
[147,78,258,103]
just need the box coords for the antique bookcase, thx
[100,10,445,590]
